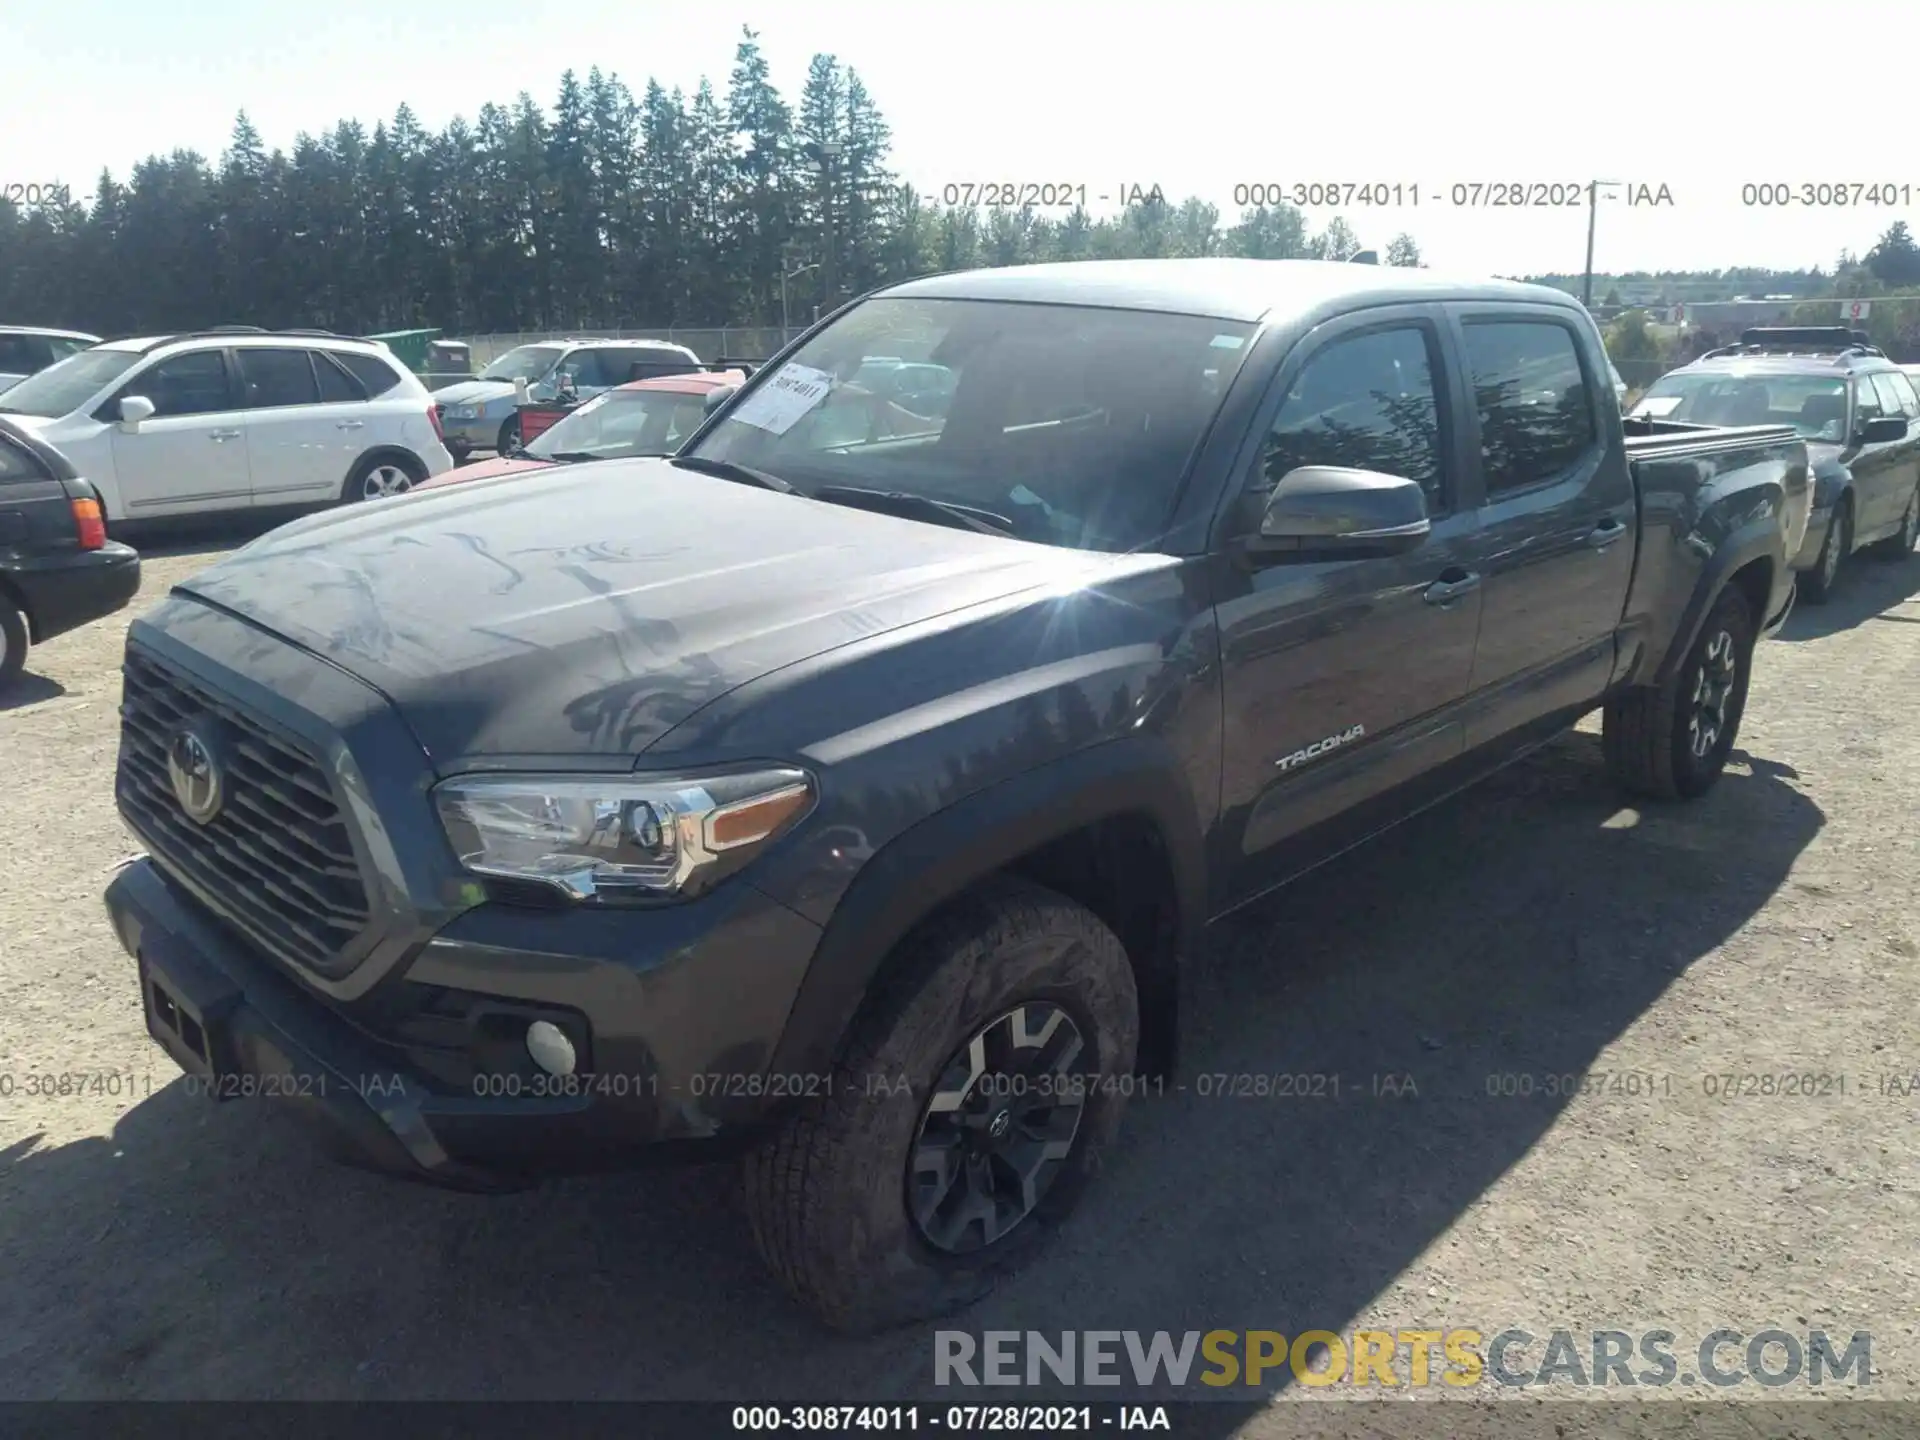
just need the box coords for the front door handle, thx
[336,419,365,430]
[1423,569,1482,606]
[1587,517,1628,549]
[208,429,241,441]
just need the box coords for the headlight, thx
[433,768,814,903]
[446,405,479,420]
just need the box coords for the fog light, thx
[526,1020,577,1077]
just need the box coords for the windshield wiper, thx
[670,454,797,494]
[809,485,1015,537]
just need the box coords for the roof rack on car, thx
[136,326,374,353]
[1699,326,1885,361]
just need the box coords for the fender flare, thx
[763,737,1209,1084]
[1651,519,1781,688]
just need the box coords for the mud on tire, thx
[742,874,1140,1334]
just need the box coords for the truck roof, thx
[881,258,1578,324]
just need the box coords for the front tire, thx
[1603,584,1755,801]
[1869,484,1919,559]
[0,602,26,687]
[743,876,1140,1334]
[1801,498,1852,602]
[495,416,520,455]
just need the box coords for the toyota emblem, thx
[167,726,225,825]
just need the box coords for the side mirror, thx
[118,395,156,432]
[703,384,739,415]
[1861,416,1907,445]
[1253,465,1431,559]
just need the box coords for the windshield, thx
[478,344,564,383]
[0,347,140,418]
[687,296,1255,552]
[1633,370,1849,441]
[525,387,713,461]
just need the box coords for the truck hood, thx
[414,455,556,491]
[175,459,1120,766]
[430,379,517,406]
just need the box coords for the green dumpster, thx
[365,328,442,373]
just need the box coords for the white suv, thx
[0,327,453,521]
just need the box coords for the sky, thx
[4,0,1913,281]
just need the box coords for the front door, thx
[1445,307,1636,747]
[1214,306,1485,910]
[107,349,252,517]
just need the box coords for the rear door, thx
[235,346,348,505]
[1846,375,1902,537]
[1213,304,1486,907]
[1445,305,1635,747]
[104,348,253,516]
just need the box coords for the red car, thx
[415,369,745,491]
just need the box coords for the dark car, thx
[1632,328,1920,600]
[0,417,141,686]
[105,259,1806,1333]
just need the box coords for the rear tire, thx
[1869,484,1919,559]
[1603,584,1755,801]
[0,602,26,687]
[743,875,1139,1334]
[1800,497,1851,603]
[342,452,425,504]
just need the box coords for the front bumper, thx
[105,853,825,1191]
[11,540,141,644]
[1791,502,1834,571]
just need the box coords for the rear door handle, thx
[208,429,241,441]
[336,420,365,430]
[1423,569,1482,606]
[1587,517,1628,549]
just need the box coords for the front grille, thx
[116,647,371,974]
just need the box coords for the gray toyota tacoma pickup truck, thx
[104,259,1810,1333]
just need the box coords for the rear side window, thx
[237,348,320,408]
[0,436,46,483]
[313,352,365,403]
[328,349,403,397]
[1262,325,1450,511]
[133,350,235,418]
[1460,320,1598,496]
[0,335,46,373]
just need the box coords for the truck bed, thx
[1621,415,1801,458]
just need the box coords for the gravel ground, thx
[2,527,1917,1431]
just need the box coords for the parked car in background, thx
[432,338,705,461]
[414,370,745,493]
[0,328,453,522]
[107,259,1805,1333]
[1631,328,1920,600]
[0,326,100,394]
[0,416,140,687]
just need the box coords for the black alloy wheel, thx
[1686,625,1739,763]
[908,1001,1088,1255]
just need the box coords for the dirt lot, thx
[2,528,1917,1426]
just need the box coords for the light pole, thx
[804,140,846,312]
[1583,180,1620,309]
[781,259,818,340]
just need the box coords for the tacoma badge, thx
[1276,723,1365,772]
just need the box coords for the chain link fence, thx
[456,326,806,368]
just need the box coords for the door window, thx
[0,336,45,373]
[1853,376,1884,429]
[313,352,366,403]
[1460,320,1598,496]
[327,350,404,397]
[1261,325,1449,510]
[236,348,321,408]
[1869,373,1911,423]
[1886,371,1920,418]
[560,350,616,388]
[126,351,235,418]
[0,436,46,483]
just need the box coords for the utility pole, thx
[1583,180,1620,310]
[806,140,846,312]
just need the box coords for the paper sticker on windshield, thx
[1634,395,1683,417]
[729,363,837,435]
